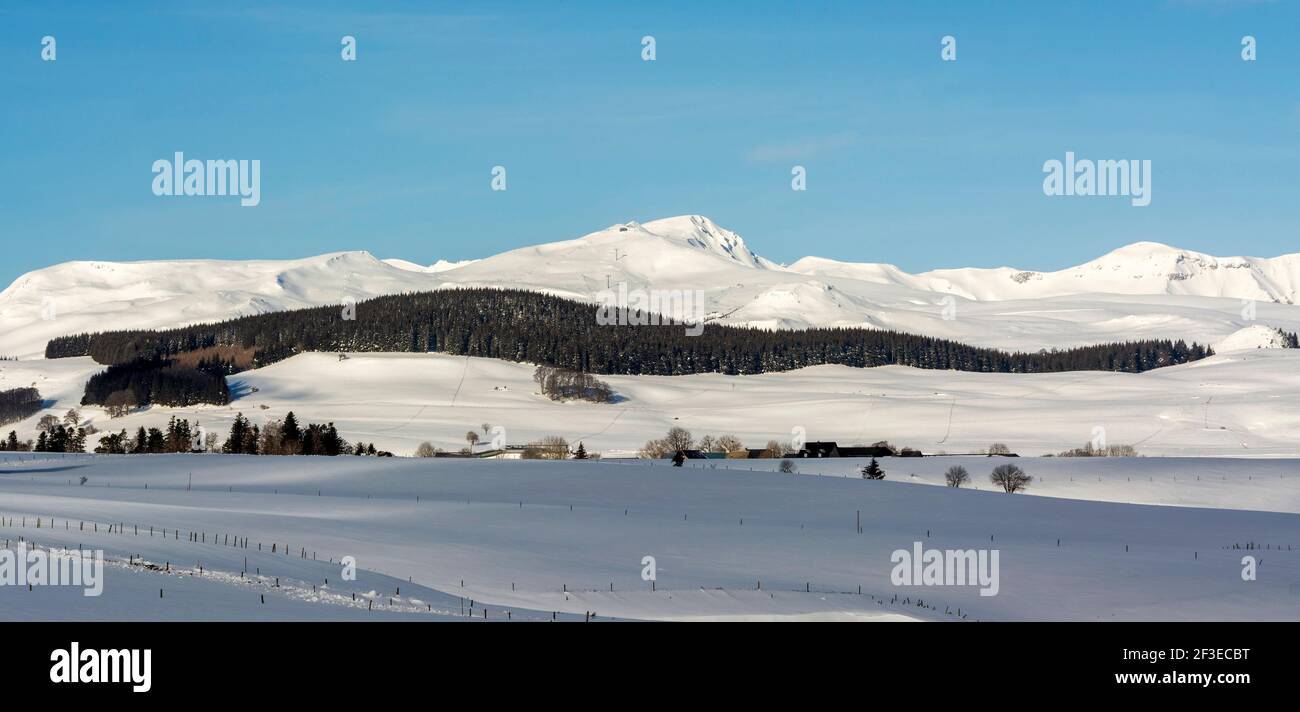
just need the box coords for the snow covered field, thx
[5,348,1300,458]
[2,452,1296,622]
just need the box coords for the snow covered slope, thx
[4,216,1299,359]
[0,252,435,360]
[3,452,1298,621]
[1214,325,1296,352]
[6,349,1300,458]
[791,241,1300,303]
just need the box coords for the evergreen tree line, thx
[220,411,379,456]
[1,430,33,451]
[92,416,203,454]
[89,412,369,456]
[46,288,1214,376]
[34,424,87,453]
[0,387,43,427]
[81,358,230,408]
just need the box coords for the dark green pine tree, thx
[49,425,69,453]
[147,428,165,453]
[281,412,301,453]
[574,442,588,460]
[300,425,319,456]
[323,423,342,456]
[224,414,248,454]
[242,424,260,455]
[861,457,885,480]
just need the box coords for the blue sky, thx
[1,0,1297,287]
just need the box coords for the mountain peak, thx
[638,215,772,269]
[1095,241,1197,262]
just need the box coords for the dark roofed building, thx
[837,445,896,458]
[793,441,839,458]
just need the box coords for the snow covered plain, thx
[2,452,1297,621]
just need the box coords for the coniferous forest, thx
[0,387,43,426]
[80,358,230,408]
[46,288,1214,392]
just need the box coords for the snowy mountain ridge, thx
[2,215,1299,359]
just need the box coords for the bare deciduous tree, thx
[990,463,1032,493]
[415,441,436,458]
[37,414,60,433]
[638,438,671,459]
[663,427,693,452]
[534,365,614,403]
[539,435,569,459]
[716,434,746,458]
[944,465,970,488]
[258,419,285,456]
[762,440,788,458]
[1058,442,1139,457]
[104,390,134,418]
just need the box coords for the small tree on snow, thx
[779,459,797,474]
[465,431,480,450]
[861,457,885,480]
[574,442,588,460]
[415,441,436,458]
[990,463,1032,493]
[944,465,969,488]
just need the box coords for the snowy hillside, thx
[794,242,1300,303]
[4,216,1300,359]
[6,350,1300,458]
[1214,325,1297,352]
[0,252,435,360]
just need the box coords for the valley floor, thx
[2,453,1297,621]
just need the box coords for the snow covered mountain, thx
[792,241,1300,303]
[2,215,1299,359]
